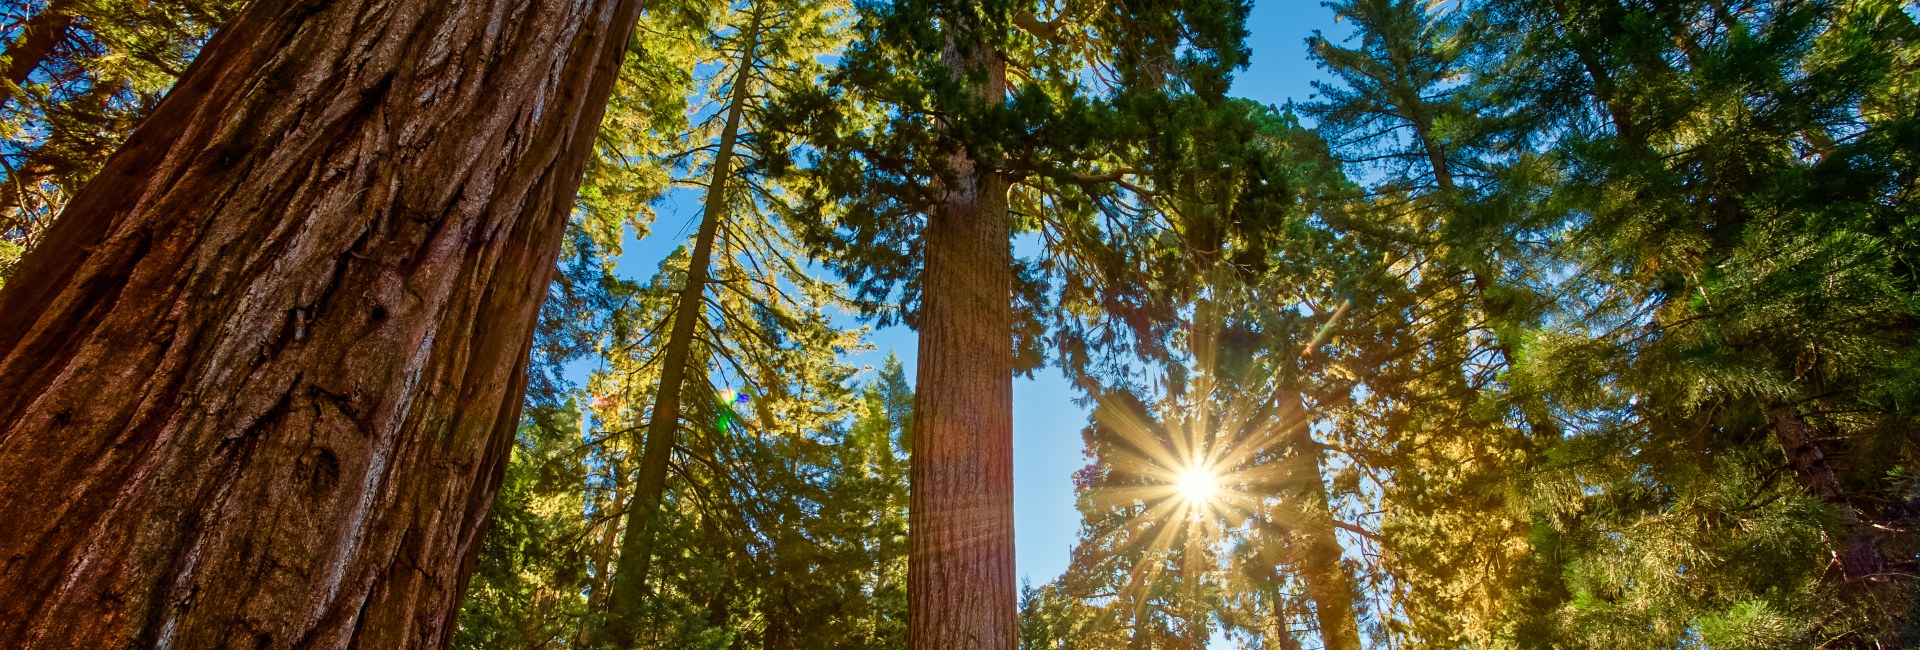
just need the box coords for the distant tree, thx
[778,0,1256,642]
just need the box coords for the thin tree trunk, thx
[0,0,645,645]
[598,6,763,645]
[1246,522,1304,650]
[0,0,75,108]
[1278,393,1362,650]
[1271,588,1304,650]
[0,69,122,234]
[764,515,794,650]
[907,18,1015,648]
[1765,400,1883,581]
[574,477,627,647]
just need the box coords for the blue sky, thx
[602,0,1344,594]
[1007,0,1347,587]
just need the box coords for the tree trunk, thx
[907,20,1015,649]
[0,69,123,239]
[0,0,75,107]
[598,6,762,645]
[1765,400,1882,581]
[0,0,645,645]
[700,511,736,634]
[1278,393,1362,650]
[574,477,626,647]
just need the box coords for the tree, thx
[1,1,75,107]
[779,0,1255,642]
[0,0,650,644]
[1474,0,1920,643]
[597,1,771,641]
[582,0,859,642]
[0,0,241,279]
[1296,0,1569,642]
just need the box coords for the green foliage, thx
[1034,1,1920,648]
[30,0,1920,646]
[0,0,241,284]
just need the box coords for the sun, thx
[1174,466,1220,505]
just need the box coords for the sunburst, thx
[1174,466,1221,507]
[1074,372,1314,637]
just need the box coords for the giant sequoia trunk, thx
[0,0,643,646]
[907,25,1016,649]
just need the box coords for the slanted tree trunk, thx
[574,476,627,647]
[0,0,75,107]
[906,19,1016,648]
[595,5,762,647]
[1766,400,1883,581]
[1277,393,1362,650]
[0,69,122,238]
[0,0,645,645]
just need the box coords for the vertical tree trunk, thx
[0,0,75,107]
[0,0,644,646]
[574,475,627,646]
[1278,393,1362,650]
[1270,591,1304,650]
[1244,525,1304,650]
[1766,400,1882,581]
[598,6,762,645]
[697,509,736,635]
[907,20,1015,649]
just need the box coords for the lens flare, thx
[1175,467,1220,505]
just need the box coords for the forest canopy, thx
[0,0,1916,648]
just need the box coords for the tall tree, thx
[452,14,698,643]
[583,0,858,642]
[1475,0,1920,643]
[1298,0,1567,642]
[780,0,1255,641]
[598,2,767,642]
[0,0,649,645]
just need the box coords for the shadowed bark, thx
[0,0,645,645]
[1766,400,1883,582]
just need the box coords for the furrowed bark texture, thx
[907,28,1015,650]
[597,6,761,644]
[0,0,643,646]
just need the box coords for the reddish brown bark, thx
[1766,400,1883,581]
[906,24,1016,649]
[0,0,644,646]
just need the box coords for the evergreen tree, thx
[1477,0,1920,643]
[776,0,1257,641]
[0,0,241,280]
